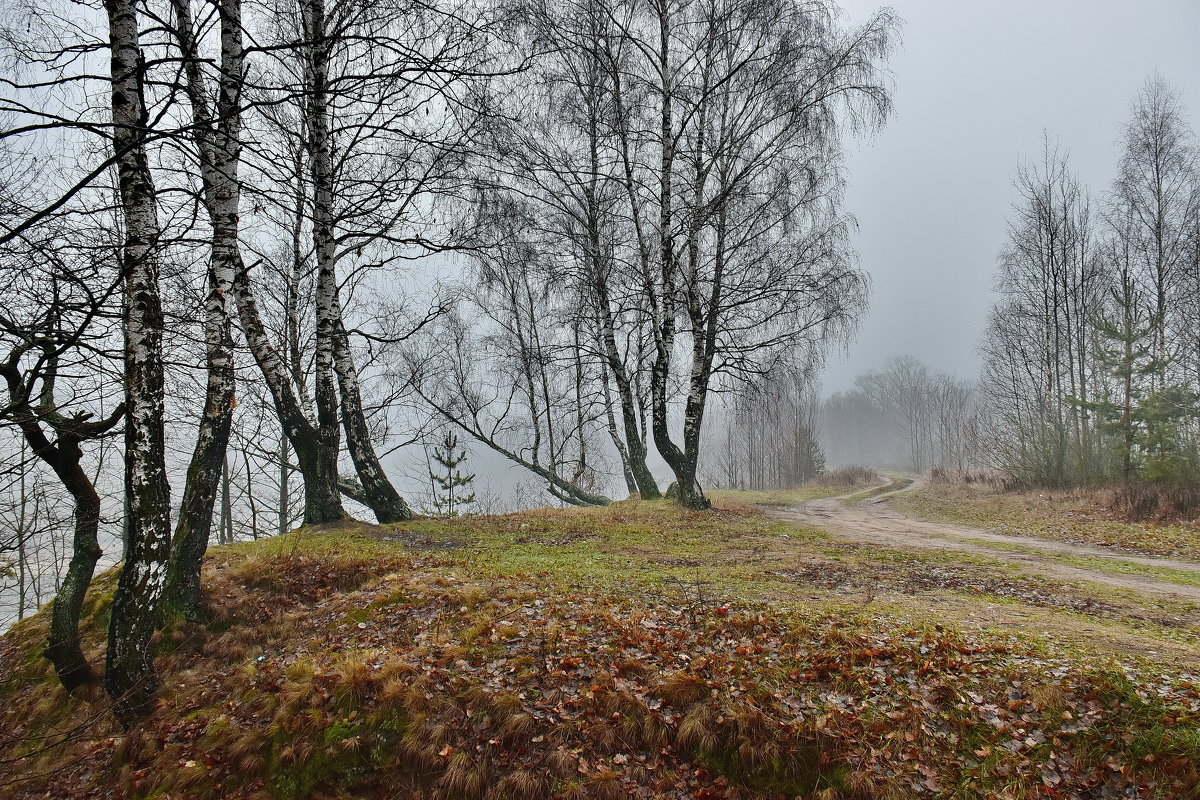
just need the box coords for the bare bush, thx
[1100,483,1200,522]
[811,465,878,489]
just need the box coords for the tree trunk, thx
[161,0,239,624]
[599,360,639,496]
[331,317,412,522]
[221,455,234,543]
[302,0,350,525]
[104,0,173,725]
[232,252,346,522]
[171,0,344,527]
[0,355,118,692]
[46,474,103,691]
[278,433,290,536]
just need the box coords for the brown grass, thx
[1100,482,1200,522]
[2,506,1199,800]
[655,670,711,708]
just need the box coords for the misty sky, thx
[822,0,1200,394]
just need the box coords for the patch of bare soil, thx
[772,560,1117,616]
[513,529,594,546]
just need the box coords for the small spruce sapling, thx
[429,431,476,516]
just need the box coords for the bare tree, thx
[979,138,1100,485]
[1112,75,1199,389]
[706,368,825,490]
[617,0,891,507]
[982,78,1200,489]
[157,0,245,622]
[0,176,124,688]
[457,0,892,508]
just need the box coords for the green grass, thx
[954,536,1200,588]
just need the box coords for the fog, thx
[823,0,1200,393]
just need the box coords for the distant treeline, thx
[703,355,981,488]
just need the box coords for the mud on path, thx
[771,475,1200,602]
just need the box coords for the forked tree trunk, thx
[103,0,173,725]
[231,261,346,523]
[300,0,352,525]
[332,317,412,522]
[170,0,346,529]
[299,0,410,524]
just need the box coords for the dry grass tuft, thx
[501,711,536,741]
[545,748,576,778]
[490,768,550,800]
[813,465,879,489]
[334,656,378,705]
[613,657,651,678]
[490,690,523,714]
[1101,482,1200,521]
[555,783,587,800]
[675,703,719,753]
[439,751,486,799]
[655,670,710,708]
[585,768,624,800]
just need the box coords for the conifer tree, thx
[429,431,476,517]
[1079,270,1198,483]
[1082,273,1156,483]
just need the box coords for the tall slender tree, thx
[102,0,174,724]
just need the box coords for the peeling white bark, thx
[103,0,173,724]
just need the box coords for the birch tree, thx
[159,0,245,621]
[980,139,1100,485]
[480,0,661,499]
[624,0,891,507]
[460,0,892,508]
[102,0,173,723]
[1112,75,1199,389]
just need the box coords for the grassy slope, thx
[1,497,1199,800]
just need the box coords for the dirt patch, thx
[772,560,1117,616]
[375,531,466,551]
[514,530,594,546]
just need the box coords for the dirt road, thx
[773,476,1200,601]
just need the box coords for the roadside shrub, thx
[811,465,878,488]
[933,467,1020,490]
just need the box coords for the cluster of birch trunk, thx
[0,0,894,723]
[0,0,485,722]
[980,76,1200,488]
[409,0,893,509]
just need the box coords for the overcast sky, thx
[821,0,1200,394]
